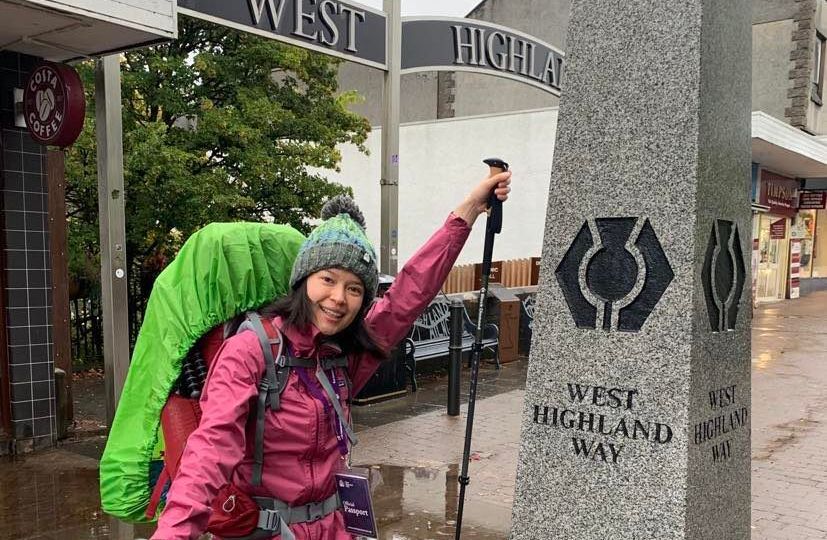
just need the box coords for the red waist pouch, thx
[207,484,260,537]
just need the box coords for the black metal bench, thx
[518,294,535,357]
[402,297,499,391]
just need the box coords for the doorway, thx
[756,214,789,302]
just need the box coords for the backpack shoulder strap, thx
[236,311,285,487]
[237,312,285,411]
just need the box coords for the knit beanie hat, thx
[289,195,379,299]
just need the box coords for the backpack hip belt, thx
[226,493,341,540]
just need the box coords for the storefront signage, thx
[401,18,564,95]
[760,171,798,218]
[177,0,388,69]
[789,240,801,299]
[23,63,85,147]
[799,191,827,210]
[770,219,787,240]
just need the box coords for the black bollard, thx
[448,300,464,416]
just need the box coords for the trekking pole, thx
[455,157,508,540]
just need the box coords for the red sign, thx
[770,218,787,239]
[760,171,798,218]
[530,257,541,286]
[23,63,85,147]
[799,191,827,210]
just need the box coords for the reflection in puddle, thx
[366,464,508,540]
[752,352,773,370]
[0,452,506,540]
[0,450,155,540]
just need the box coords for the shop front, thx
[753,170,798,303]
[1,0,174,452]
[751,111,827,303]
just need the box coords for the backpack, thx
[144,310,354,522]
[100,222,307,523]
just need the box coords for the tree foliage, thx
[65,17,370,294]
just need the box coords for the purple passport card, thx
[335,468,378,539]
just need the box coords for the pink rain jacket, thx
[153,214,471,539]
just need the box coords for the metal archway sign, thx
[177,0,389,70]
[401,17,564,96]
[177,1,566,93]
[176,0,566,273]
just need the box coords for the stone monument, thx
[511,1,752,539]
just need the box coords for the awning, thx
[0,0,176,62]
[752,110,827,180]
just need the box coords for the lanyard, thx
[288,344,356,456]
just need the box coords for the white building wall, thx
[320,107,559,267]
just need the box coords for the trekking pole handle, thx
[482,158,508,235]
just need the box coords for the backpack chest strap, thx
[281,355,348,370]
[240,312,355,487]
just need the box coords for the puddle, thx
[365,464,509,540]
[0,452,506,540]
[0,450,155,540]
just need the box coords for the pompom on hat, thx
[289,195,379,299]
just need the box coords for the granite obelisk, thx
[511,1,752,539]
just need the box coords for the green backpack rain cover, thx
[99,222,305,522]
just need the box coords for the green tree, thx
[65,16,370,297]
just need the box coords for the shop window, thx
[812,32,826,105]
[792,211,817,278]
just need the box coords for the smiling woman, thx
[152,168,511,540]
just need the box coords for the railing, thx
[501,257,535,288]
[70,294,103,369]
[69,263,151,370]
[69,257,537,368]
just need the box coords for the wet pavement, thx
[750,293,827,539]
[1,291,826,539]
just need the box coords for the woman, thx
[152,168,512,539]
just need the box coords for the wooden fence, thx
[443,264,476,294]
[501,258,534,288]
[442,257,539,294]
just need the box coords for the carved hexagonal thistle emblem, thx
[555,217,674,332]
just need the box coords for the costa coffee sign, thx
[23,63,85,147]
